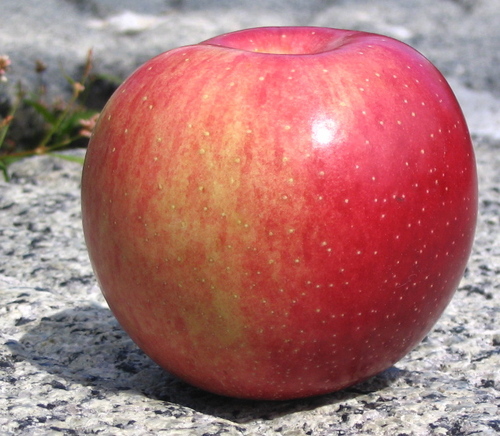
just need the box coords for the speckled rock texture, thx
[1,1,499,435]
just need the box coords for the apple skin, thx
[81,27,477,400]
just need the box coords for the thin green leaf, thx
[48,152,85,164]
[0,122,10,151]
[0,161,10,182]
[24,99,58,124]
[92,72,123,86]
[0,154,26,181]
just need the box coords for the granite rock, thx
[1,1,499,434]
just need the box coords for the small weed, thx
[0,50,101,181]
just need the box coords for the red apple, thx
[81,27,477,400]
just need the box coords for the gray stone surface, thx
[1,0,499,435]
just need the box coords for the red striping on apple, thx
[81,27,477,400]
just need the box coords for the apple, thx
[81,27,477,400]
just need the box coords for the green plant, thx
[0,50,100,180]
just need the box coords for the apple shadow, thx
[7,304,408,424]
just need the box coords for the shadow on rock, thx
[7,304,407,423]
